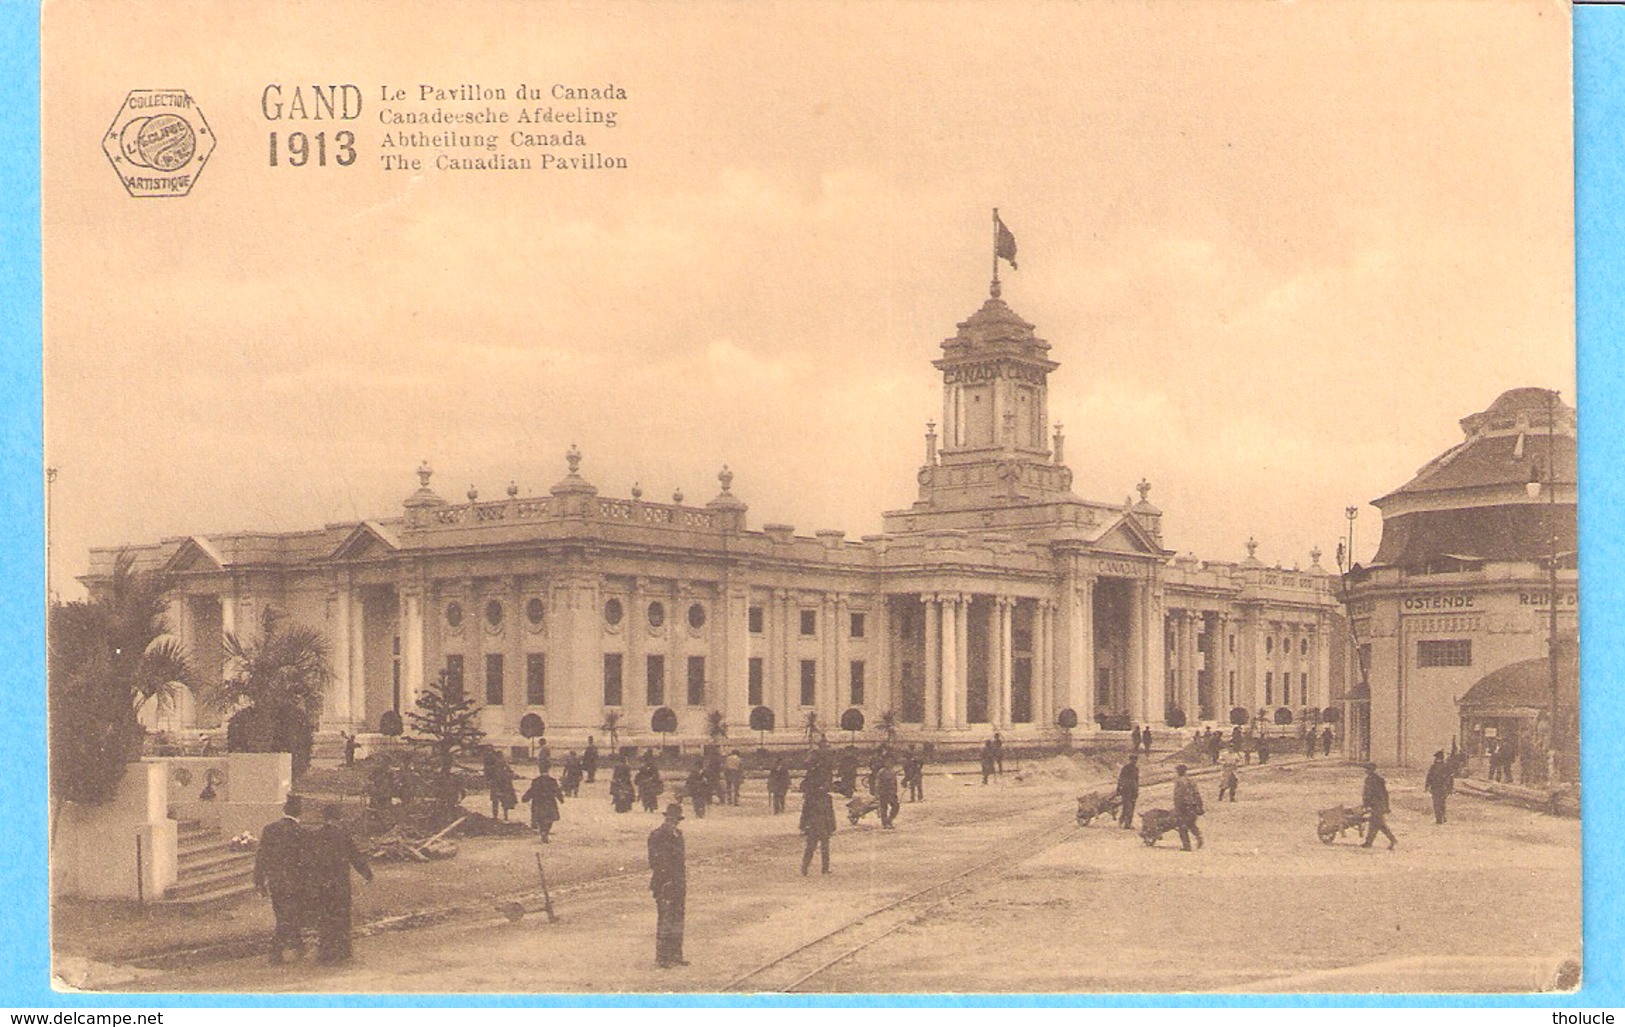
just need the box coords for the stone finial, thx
[467,485,479,502]
[417,461,433,487]
[718,465,734,494]
[507,480,520,498]
[1246,536,1258,559]
[673,488,684,504]
[1137,478,1152,503]
[631,482,643,500]
[925,421,939,465]
[566,444,582,474]
[1310,545,1323,568]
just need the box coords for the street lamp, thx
[1528,390,1563,785]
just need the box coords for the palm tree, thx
[707,710,728,743]
[878,708,900,746]
[49,551,193,810]
[803,710,820,744]
[214,606,332,777]
[601,709,622,750]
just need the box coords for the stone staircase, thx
[161,819,257,906]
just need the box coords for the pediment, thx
[1092,515,1162,556]
[163,536,224,574]
[329,521,399,562]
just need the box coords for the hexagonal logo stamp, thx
[101,90,216,197]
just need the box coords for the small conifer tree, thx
[406,670,486,809]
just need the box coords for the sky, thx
[42,0,1574,599]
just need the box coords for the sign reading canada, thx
[101,90,217,197]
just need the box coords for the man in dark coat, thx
[559,751,583,797]
[1424,750,1454,825]
[686,759,711,818]
[522,771,565,842]
[583,736,600,783]
[253,794,308,964]
[799,769,837,875]
[1322,725,1334,756]
[1115,754,1140,829]
[980,740,997,785]
[648,802,688,968]
[902,746,925,802]
[1131,725,1143,752]
[835,747,860,798]
[767,758,792,813]
[874,759,901,829]
[1143,725,1154,754]
[1305,729,1317,758]
[992,732,1005,775]
[1172,764,1205,852]
[1360,763,1398,849]
[610,755,635,812]
[635,758,665,813]
[304,803,373,964]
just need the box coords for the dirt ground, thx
[57,755,1581,995]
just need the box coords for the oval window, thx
[648,601,666,628]
[604,598,624,626]
[688,603,706,629]
[526,598,545,626]
[445,602,463,628]
[486,600,504,627]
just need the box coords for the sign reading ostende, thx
[1401,593,1475,611]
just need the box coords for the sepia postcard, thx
[40,0,1585,998]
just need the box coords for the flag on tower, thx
[995,211,1018,270]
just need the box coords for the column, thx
[1315,621,1331,711]
[954,594,970,731]
[924,595,940,729]
[1064,579,1085,721]
[627,579,647,723]
[1181,611,1200,720]
[1077,578,1095,721]
[1125,581,1143,723]
[1213,613,1230,712]
[998,597,1014,729]
[727,586,751,725]
[940,595,959,730]
[328,586,352,726]
[1147,588,1166,726]
[778,590,795,725]
[874,597,892,715]
[1037,601,1054,728]
[400,584,425,706]
[826,592,843,724]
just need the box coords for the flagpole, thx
[991,207,1000,295]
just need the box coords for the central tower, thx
[905,280,1077,513]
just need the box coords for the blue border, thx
[2,1,1621,1009]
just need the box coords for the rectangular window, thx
[484,653,505,705]
[850,660,866,705]
[1228,670,1236,706]
[1417,639,1472,667]
[1281,673,1290,706]
[1228,634,1236,654]
[800,609,817,636]
[748,656,764,706]
[526,653,546,705]
[749,606,764,634]
[603,653,623,706]
[1264,670,1273,705]
[1301,672,1309,701]
[687,656,706,706]
[800,659,817,706]
[850,612,866,638]
[443,654,465,700]
[647,654,666,706]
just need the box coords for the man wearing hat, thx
[1172,764,1205,852]
[1424,750,1455,824]
[253,794,308,964]
[1361,763,1398,849]
[648,802,688,968]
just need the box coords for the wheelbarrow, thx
[846,793,881,825]
[1316,805,1370,844]
[1139,808,1181,847]
[1076,790,1123,827]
